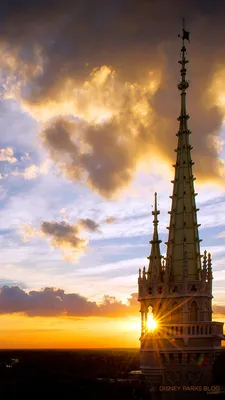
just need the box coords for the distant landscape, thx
[0,349,224,399]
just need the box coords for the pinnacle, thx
[147,193,163,282]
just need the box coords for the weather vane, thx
[178,18,190,44]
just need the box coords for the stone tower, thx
[138,21,224,386]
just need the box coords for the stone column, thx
[141,311,145,335]
[144,309,148,331]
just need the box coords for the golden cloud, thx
[37,66,164,198]
[20,217,100,262]
[11,161,51,180]
[0,1,225,198]
[21,224,41,242]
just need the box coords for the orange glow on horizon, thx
[0,314,140,349]
[0,313,224,349]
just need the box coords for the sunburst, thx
[147,315,158,331]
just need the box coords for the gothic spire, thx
[165,19,201,281]
[147,192,163,281]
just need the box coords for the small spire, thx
[207,253,213,281]
[202,250,207,280]
[200,250,207,291]
[147,192,163,281]
[142,266,146,280]
[151,192,161,243]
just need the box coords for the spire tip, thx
[178,18,190,44]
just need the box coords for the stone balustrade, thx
[141,321,224,339]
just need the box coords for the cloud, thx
[217,231,225,238]
[20,224,40,243]
[0,286,138,317]
[20,152,30,161]
[104,216,117,224]
[11,160,51,180]
[21,217,100,262]
[0,173,7,180]
[12,164,39,180]
[60,208,68,215]
[0,1,225,197]
[40,221,88,262]
[78,218,100,232]
[59,207,69,222]
[40,77,159,198]
[213,305,225,316]
[0,147,17,163]
[0,286,224,319]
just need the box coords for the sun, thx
[147,315,158,331]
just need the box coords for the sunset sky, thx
[0,0,225,348]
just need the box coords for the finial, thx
[177,19,190,124]
[154,192,157,211]
[203,250,207,264]
[178,18,190,45]
[152,192,160,219]
[203,250,207,265]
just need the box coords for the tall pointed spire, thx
[165,19,201,281]
[147,192,163,281]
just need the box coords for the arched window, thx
[146,305,157,332]
[190,301,197,321]
[147,305,154,324]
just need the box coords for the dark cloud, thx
[0,286,224,318]
[0,286,222,318]
[23,218,101,261]
[0,286,138,317]
[42,115,139,198]
[40,220,87,255]
[1,0,225,197]
[78,218,100,232]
